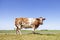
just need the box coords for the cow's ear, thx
[39,17,43,18]
[43,18,45,20]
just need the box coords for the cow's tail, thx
[15,18,18,27]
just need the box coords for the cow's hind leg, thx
[16,27,19,34]
[16,25,22,35]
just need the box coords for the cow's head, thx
[37,17,45,25]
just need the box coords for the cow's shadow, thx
[26,32,56,36]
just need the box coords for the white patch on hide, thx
[28,18,35,25]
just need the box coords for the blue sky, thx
[0,0,60,30]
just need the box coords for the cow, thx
[15,17,45,34]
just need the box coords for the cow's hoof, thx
[32,32,35,34]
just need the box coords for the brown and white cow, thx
[15,17,45,34]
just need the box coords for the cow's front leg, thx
[32,28,35,34]
[32,25,35,34]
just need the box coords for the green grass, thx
[0,30,60,40]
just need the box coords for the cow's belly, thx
[22,24,32,28]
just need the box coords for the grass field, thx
[0,30,60,40]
